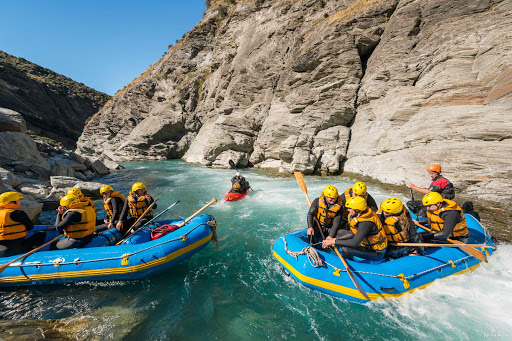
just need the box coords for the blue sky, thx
[0,0,206,95]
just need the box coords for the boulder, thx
[90,160,109,175]
[49,176,105,199]
[0,132,50,168]
[0,167,21,188]
[69,152,86,165]
[16,182,51,200]
[20,199,43,221]
[74,172,87,181]
[12,161,51,180]
[0,108,26,133]
[50,176,80,189]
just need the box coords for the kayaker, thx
[420,192,468,242]
[322,196,387,261]
[462,201,481,222]
[67,187,97,215]
[408,164,455,199]
[307,185,345,245]
[377,197,422,258]
[231,171,250,193]
[52,195,96,250]
[0,192,45,257]
[95,185,126,233]
[340,182,378,211]
[116,182,157,233]
[230,182,244,194]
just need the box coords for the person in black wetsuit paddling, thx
[116,182,157,234]
[0,192,45,257]
[95,185,125,233]
[231,171,250,193]
[307,185,344,246]
[420,192,469,243]
[322,196,387,261]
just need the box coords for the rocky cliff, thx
[0,51,111,147]
[77,0,512,204]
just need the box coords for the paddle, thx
[390,242,495,249]
[228,160,253,192]
[294,172,370,301]
[116,199,159,245]
[115,200,180,245]
[415,223,488,262]
[176,197,217,228]
[0,234,63,274]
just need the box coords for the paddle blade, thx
[294,172,307,194]
[449,239,488,263]
[228,160,236,169]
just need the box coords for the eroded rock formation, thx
[77,0,512,203]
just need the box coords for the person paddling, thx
[51,195,96,250]
[322,196,387,261]
[231,171,250,193]
[0,192,45,257]
[377,197,422,258]
[420,192,468,243]
[408,163,455,199]
[116,182,157,234]
[95,185,125,233]
[307,185,344,246]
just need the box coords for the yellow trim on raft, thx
[273,250,479,301]
[0,232,213,284]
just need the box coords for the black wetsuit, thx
[51,211,93,250]
[334,220,386,261]
[231,175,249,193]
[118,195,157,233]
[0,211,45,257]
[95,196,124,233]
[307,197,344,244]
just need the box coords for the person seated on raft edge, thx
[95,185,126,233]
[116,182,157,234]
[377,197,423,259]
[419,192,469,243]
[51,195,96,250]
[340,181,378,212]
[0,192,46,257]
[67,187,98,216]
[407,164,455,217]
[322,196,388,261]
[307,185,345,246]
[231,171,250,193]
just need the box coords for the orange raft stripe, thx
[273,250,480,301]
[0,232,213,283]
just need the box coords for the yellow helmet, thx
[323,185,338,199]
[422,192,443,206]
[0,192,23,204]
[132,182,146,192]
[60,195,80,207]
[100,185,113,194]
[67,188,83,198]
[345,196,367,211]
[380,197,404,214]
[233,182,241,190]
[352,182,367,196]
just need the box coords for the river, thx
[1,160,511,340]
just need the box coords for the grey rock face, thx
[0,108,26,133]
[76,0,512,203]
[0,133,50,168]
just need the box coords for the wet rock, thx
[90,159,109,175]
[0,107,26,133]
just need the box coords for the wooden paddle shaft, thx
[391,242,494,248]
[178,198,217,228]
[116,199,159,245]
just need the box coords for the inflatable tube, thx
[0,214,217,287]
[273,213,494,304]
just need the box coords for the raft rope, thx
[11,221,217,269]
[282,237,324,268]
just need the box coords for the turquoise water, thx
[2,160,511,340]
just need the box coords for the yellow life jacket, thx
[62,203,96,239]
[103,191,126,221]
[348,208,387,251]
[316,193,343,228]
[127,192,154,219]
[427,199,468,238]
[80,195,97,215]
[0,203,28,241]
[377,209,409,243]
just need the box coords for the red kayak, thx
[224,189,249,202]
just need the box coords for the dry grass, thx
[328,0,388,24]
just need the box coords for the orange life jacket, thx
[62,203,96,239]
[0,203,27,241]
[427,199,468,238]
[316,193,343,228]
[377,209,410,243]
[103,191,126,221]
[348,208,387,251]
[127,192,154,219]
[80,195,97,215]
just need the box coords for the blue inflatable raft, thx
[273,214,494,303]
[0,214,217,287]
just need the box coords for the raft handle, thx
[380,287,396,292]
